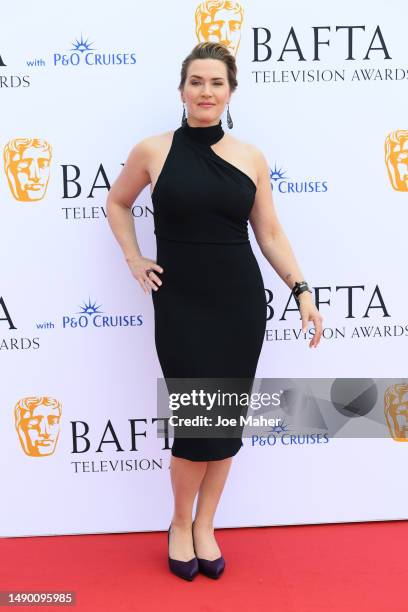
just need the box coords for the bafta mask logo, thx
[4,138,52,202]
[385,130,408,192]
[15,396,62,456]
[195,1,244,57]
[384,384,408,442]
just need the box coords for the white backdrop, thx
[1,0,407,537]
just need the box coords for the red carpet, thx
[1,521,406,612]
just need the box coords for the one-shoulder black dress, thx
[151,119,266,461]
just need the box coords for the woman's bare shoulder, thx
[139,130,175,153]
[224,133,267,170]
[226,133,263,156]
[124,131,174,169]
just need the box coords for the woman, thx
[106,41,323,581]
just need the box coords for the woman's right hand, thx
[126,255,164,294]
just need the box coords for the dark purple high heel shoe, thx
[196,555,225,579]
[192,521,225,579]
[167,524,199,581]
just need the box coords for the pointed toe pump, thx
[167,524,199,581]
[196,555,225,579]
[192,522,225,579]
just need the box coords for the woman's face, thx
[181,58,231,126]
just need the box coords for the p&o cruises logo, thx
[61,298,143,330]
[251,417,330,448]
[269,162,328,195]
[52,34,137,67]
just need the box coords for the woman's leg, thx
[193,457,233,560]
[169,455,207,561]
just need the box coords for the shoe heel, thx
[168,524,199,581]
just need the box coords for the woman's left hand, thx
[298,293,323,348]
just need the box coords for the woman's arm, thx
[106,140,163,294]
[249,146,323,348]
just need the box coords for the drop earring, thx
[181,103,187,127]
[226,103,233,129]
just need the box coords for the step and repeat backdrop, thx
[1,0,407,537]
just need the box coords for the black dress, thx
[151,119,266,461]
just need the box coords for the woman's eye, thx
[190,81,223,86]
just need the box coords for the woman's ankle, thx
[171,518,193,529]
[193,519,214,530]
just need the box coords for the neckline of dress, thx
[181,119,225,146]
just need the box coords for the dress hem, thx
[170,441,243,462]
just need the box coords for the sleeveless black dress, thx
[151,119,266,461]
